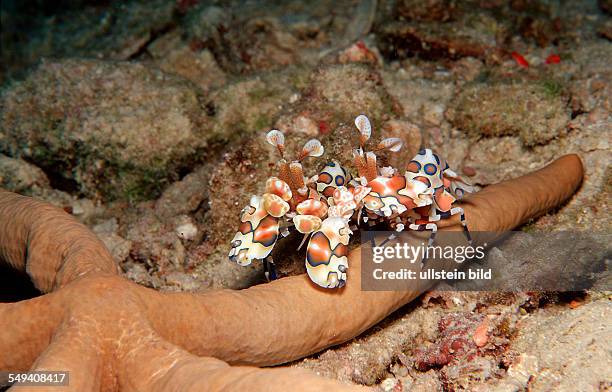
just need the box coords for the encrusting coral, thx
[0,154,582,391]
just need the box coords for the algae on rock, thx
[0,59,212,201]
[448,81,571,146]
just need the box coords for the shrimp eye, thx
[365,197,382,210]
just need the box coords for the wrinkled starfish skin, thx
[0,155,583,392]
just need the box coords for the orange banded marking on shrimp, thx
[306,232,349,267]
[367,176,419,210]
[253,215,279,247]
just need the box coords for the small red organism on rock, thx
[414,313,484,371]
[545,54,561,64]
[511,51,530,68]
[337,41,379,64]
[473,318,489,347]
[318,120,330,135]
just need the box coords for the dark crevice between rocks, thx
[0,262,41,302]
[2,145,80,196]
[24,154,80,195]
[571,108,587,119]
[22,140,82,196]
[176,164,195,181]
[131,21,179,61]
[41,165,81,195]
[556,290,589,305]
[522,290,591,313]
[204,101,216,116]
[378,29,470,62]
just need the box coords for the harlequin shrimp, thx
[229,114,475,288]
[351,115,431,225]
[405,149,474,246]
[302,187,360,288]
[227,124,372,288]
[228,130,325,280]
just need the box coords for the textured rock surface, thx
[0,0,177,83]
[305,63,396,124]
[183,0,370,74]
[209,68,306,139]
[500,298,612,391]
[148,30,227,93]
[0,59,211,201]
[449,81,571,146]
[0,154,49,194]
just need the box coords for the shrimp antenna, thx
[266,130,285,159]
[354,114,371,150]
[297,139,324,162]
[373,137,403,153]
